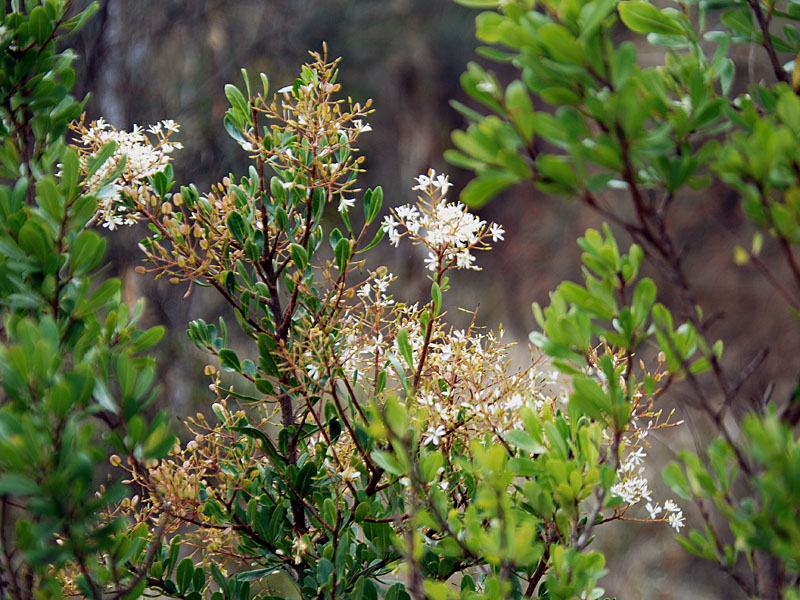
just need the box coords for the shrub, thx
[2,0,800,599]
[0,2,174,598]
[447,0,800,597]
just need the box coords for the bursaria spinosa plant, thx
[10,0,799,596]
[57,47,687,600]
[448,0,800,597]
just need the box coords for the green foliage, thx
[449,0,800,597]
[5,0,800,598]
[56,43,654,599]
[0,2,175,597]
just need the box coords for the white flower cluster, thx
[73,118,182,229]
[382,169,504,272]
[645,499,686,532]
[610,447,651,505]
[611,444,685,532]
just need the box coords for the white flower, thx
[340,465,361,481]
[664,499,680,513]
[422,425,447,446]
[424,252,438,272]
[668,511,685,532]
[610,474,652,505]
[338,197,355,212]
[413,171,432,191]
[75,118,180,229]
[489,223,505,242]
[357,282,371,300]
[306,364,321,381]
[645,502,662,519]
[374,274,392,294]
[353,119,372,133]
[382,215,401,247]
[455,249,477,270]
[433,173,453,193]
[161,119,180,133]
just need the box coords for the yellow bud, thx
[110,455,122,467]
[733,245,750,266]
[161,202,173,215]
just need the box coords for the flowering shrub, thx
[50,40,686,597]
[448,0,800,597]
[2,1,800,599]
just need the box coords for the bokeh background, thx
[67,1,797,597]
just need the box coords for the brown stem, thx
[745,0,791,86]
[524,547,551,598]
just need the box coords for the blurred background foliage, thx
[66,1,795,597]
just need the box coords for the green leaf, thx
[539,23,585,64]
[460,172,519,208]
[257,334,280,377]
[224,84,251,124]
[505,80,535,142]
[176,558,194,595]
[60,148,80,198]
[363,186,383,225]
[431,281,442,316]
[0,474,40,496]
[227,211,247,245]
[631,277,656,328]
[580,0,618,41]
[130,326,165,354]
[218,348,241,372]
[354,502,369,523]
[78,278,121,316]
[612,42,638,88]
[618,2,685,36]
[236,568,277,582]
[663,461,692,499]
[558,281,614,319]
[70,230,106,275]
[85,141,117,180]
[37,176,62,221]
[334,237,351,273]
[371,451,404,476]
[505,430,546,454]
[290,243,308,271]
[29,6,53,45]
[397,328,414,370]
[356,227,385,254]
